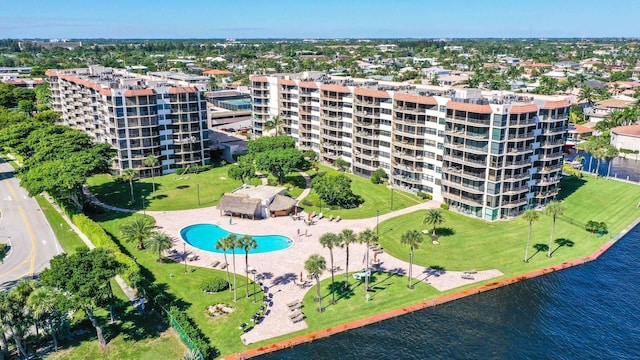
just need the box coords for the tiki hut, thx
[217,193,262,219]
[268,194,298,217]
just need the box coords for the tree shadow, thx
[556,176,587,201]
[271,272,296,286]
[422,265,446,279]
[527,243,549,262]
[256,272,273,282]
[176,185,190,190]
[551,238,575,256]
[383,267,406,275]
[435,227,455,237]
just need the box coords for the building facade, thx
[250,73,569,221]
[47,66,210,178]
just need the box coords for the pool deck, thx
[148,199,503,346]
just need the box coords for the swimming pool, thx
[180,224,293,254]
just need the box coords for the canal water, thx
[567,148,640,183]
[258,225,640,359]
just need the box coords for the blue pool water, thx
[180,224,293,254]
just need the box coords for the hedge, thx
[168,306,216,359]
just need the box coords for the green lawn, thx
[378,175,640,276]
[300,165,424,219]
[91,211,264,357]
[86,166,243,211]
[35,195,88,254]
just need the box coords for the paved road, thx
[0,158,62,289]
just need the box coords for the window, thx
[439,105,446,112]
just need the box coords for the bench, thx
[461,275,475,280]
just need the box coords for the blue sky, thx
[1,0,639,39]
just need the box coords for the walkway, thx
[82,179,503,345]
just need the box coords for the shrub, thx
[301,199,314,207]
[112,174,127,184]
[200,277,229,293]
[586,220,607,234]
[416,191,432,200]
[0,243,8,260]
[167,307,216,359]
[440,203,449,210]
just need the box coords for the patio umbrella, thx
[373,252,377,262]
[300,272,303,282]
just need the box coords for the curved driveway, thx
[0,159,62,289]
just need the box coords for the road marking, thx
[18,206,37,278]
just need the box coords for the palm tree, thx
[143,155,159,194]
[544,201,564,258]
[145,231,174,261]
[358,228,378,292]
[319,232,340,304]
[27,287,61,352]
[0,291,28,358]
[304,254,327,312]
[215,237,234,292]
[264,115,284,136]
[578,86,596,107]
[423,209,445,236]
[237,235,257,298]
[604,145,620,178]
[223,234,240,301]
[339,229,357,289]
[400,230,423,289]
[522,209,540,263]
[119,216,155,249]
[121,168,138,204]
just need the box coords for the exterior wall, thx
[47,68,210,177]
[250,74,570,221]
[611,133,640,152]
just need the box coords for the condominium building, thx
[250,73,569,221]
[46,66,210,178]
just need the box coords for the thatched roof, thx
[268,194,298,212]
[217,193,261,216]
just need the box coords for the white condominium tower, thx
[47,66,210,178]
[251,73,569,221]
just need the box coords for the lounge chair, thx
[220,263,228,269]
[287,300,301,310]
[318,212,324,219]
[335,216,341,222]
[291,313,305,323]
[329,215,334,221]
[211,260,221,268]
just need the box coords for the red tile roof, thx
[572,124,594,134]
[542,99,570,109]
[321,84,351,93]
[124,89,156,97]
[279,79,296,86]
[45,70,58,77]
[446,101,493,113]
[298,81,317,89]
[250,76,268,82]
[168,87,198,94]
[611,125,640,137]
[509,104,538,114]
[99,89,112,96]
[203,69,232,76]
[394,92,436,105]
[354,87,389,98]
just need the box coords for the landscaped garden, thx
[378,175,640,277]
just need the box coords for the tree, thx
[312,173,362,209]
[358,228,378,292]
[18,99,35,114]
[544,201,564,258]
[339,229,357,289]
[223,234,240,302]
[522,209,540,263]
[264,115,285,136]
[400,230,423,289]
[33,110,60,123]
[603,145,619,178]
[333,158,349,172]
[247,135,295,153]
[227,155,255,183]
[40,248,122,348]
[304,254,327,312]
[319,232,340,304]
[145,231,174,261]
[122,168,138,204]
[119,216,155,250]
[370,168,387,184]
[423,209,445,236]
[215,236,235,292]
[578,86,596,106]
[27,286,65,352]
[144,155,159,193]
[237,235,257,298]
[0,281,36,358]
[254,148,305,184]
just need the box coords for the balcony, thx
[534,189,559,199]
[542,126,568,135]
[355,141,379,151]
[539,139,565,148]
[538,152,563,161]
[502,186,529,196]
[502,198,528,208]
[508,118,537,127]
[507,132,535,140]
[502,173,530,181]
[443,153,487,167]
[503,159,532,168]
[444,192,484,207]
[537,164,563,174]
